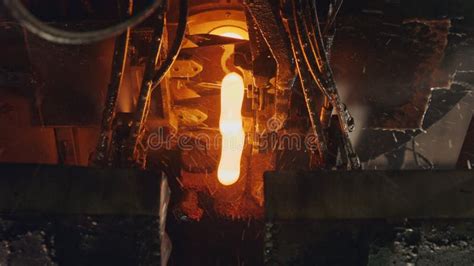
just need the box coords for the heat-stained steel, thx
[287,0,360,169]
[368,19,451,130]
[1,0,473,263]
[126,6,166,166]
[357,70,474,162]
[127,0,188,166]
[0,163,170,265]
[265,170,474,220]
[287,12,329,164]
[94,30,130,165]
[264,170,474,265]
[244,8,275,91]
[244,0,296,126]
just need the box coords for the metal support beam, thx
[265,170,474,220]
[0,163,170,265]
[0,163,168,216]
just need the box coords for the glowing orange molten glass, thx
[218,73,245,186]
[209,26,248,40]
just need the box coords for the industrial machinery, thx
[0,0,473,265]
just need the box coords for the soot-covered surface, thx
[265,220,474,266]
[0,215,162,266]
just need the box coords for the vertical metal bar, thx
[127,0,188,165]
[243,0,296,126]
[294,0,360,169]
[93,0,134,165]
[287,2,329,165]
[126,5,167,165]
[93,29,131,165]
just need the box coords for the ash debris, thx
[0,215,162,266]
[0,218,56,266]
[369,221,474,265]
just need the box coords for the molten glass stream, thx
[217,72,245,186]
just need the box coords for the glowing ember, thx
[218,72,245,186]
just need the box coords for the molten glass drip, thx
[218,72,245,186]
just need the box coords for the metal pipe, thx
[150,0,188,92]
[93,0,135,165]
[290,0,360,169]
[323,0,344,36]
[302,0,360,169]
[244,0,296,127]
[2,0,163,44]
[93,30,131,165]
[287,4,328,165]
[127,0,188,164]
